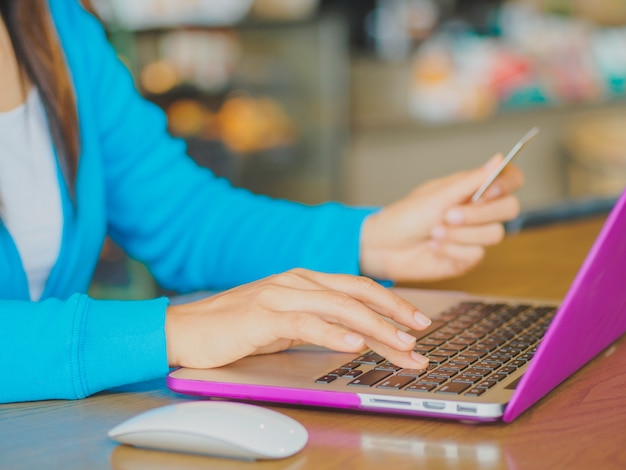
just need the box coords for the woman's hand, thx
[165,268,432,370]
[360,155,524,282]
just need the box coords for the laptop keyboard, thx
[315,301,557,397]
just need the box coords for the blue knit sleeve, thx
[0,295,169,403]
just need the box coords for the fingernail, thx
[397,330,416,345]
[485,185,502,198]
[414,311,432,327]
[431,225,446,240]
[445,209,464,225]
[411,351,429,366]
[344,333,364,347]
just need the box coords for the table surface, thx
[2,216,626,470]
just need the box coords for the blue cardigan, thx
[0,1,374,403]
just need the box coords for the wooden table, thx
[2,216,626,470]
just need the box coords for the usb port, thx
[457,405,477,414]
[423,401,445,410]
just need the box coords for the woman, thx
[0,1,523,403]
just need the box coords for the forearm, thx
[0,295,170,404]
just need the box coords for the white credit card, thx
[471,127,539,203]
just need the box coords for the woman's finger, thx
[363,336,429,369]
[431,223,506,246]
[270,311,368,353]
[480,164,526,201]
[419,159,505,205]
[444,195,520,226]
[271,313,429,369]
[275,269,432,331]
[256,284,419,353]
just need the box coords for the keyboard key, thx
[430,332,455,341]
[375,361,403,372]
[464,368,492,377]
[499,347,523,355]
[489,352,513,361]
[432,348,458,358]
[438,326,464,335]
[442,343,468,352]
[448,337,476,346]
[474,361,501,370]
[428,369,459,379]
[489,372,510,382]
[427,355,450,365]
[482,303,507,313]
[477,379,499,389]
[465,387,487,397]
[353,354,384,365]
[316,375,337,384]
[420,338,445,346]
[466,348,489,357]
[418,376,447,385]
[340,361,361,370]
[347,370,391,387]
[481,356,506,365]
[448,360,474,368]
[488,336,510,347]
[439,364,468,373]
[376,376,415,390]
[453,355,479,364]
[406,383,437,393]
[509,360,527,368]
[397,368,429,377]
[448,319,474,329]
[453,375,482,384]
[436,382,471,395]
[414,345,436,354]
[342,370,363,379]
[473,342,500,352]
[410,321,446,341]
[503,305,531,316]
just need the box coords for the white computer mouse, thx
[108,401,308,460]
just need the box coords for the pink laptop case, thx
[503,190,626,421]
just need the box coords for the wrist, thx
[359,213,386,280]
[165,305,183,367]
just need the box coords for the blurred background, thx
[88,0,626,298]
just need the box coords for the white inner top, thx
[0,89,63,300]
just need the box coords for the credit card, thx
[471,127,539,203]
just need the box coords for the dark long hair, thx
[0,0,92,194]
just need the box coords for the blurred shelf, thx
[350,55,626,135]
[106,11,350,205]
[105,15,325,34]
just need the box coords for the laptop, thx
[167,188,626,423]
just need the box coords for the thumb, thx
[437,154,504,204]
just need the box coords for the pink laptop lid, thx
[504,189,626,422]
